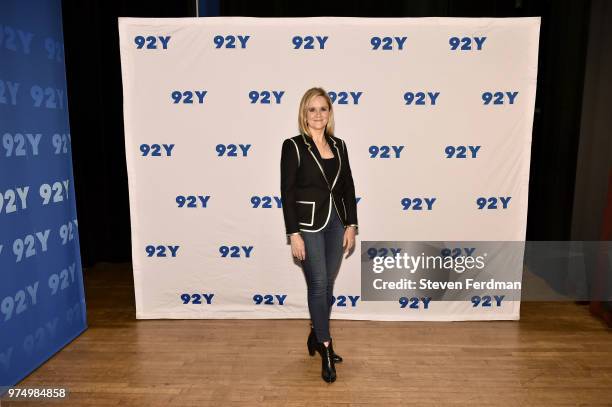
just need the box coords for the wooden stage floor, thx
[7,262,612,406]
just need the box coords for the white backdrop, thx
[118,17,540,321]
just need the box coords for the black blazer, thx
[281,133,358,235]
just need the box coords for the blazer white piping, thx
[289,138,300,167]
[300,193,333,233]
[296,200,315,226]
[299,134,343,232]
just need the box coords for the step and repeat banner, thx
[118,17,540,321]
[0,0,87,387]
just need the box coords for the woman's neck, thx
[308,128,325,143]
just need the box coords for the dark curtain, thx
[571,0,612,241]
[62,0,197,265]
[62,0,591,267]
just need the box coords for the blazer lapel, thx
[302,133,330,188]
[327,134,342,190]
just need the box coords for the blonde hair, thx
[298,87,335,137]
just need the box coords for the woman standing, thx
[280,87,358,383]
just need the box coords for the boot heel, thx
[307,328,316,356]
[307,339,316,356]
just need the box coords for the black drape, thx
[62,0,591,267]
[571,0,612,241]
[62,0,196,265]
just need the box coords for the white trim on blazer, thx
[300,193,333,233]
[296,200,315,226]
[289,138,300,167]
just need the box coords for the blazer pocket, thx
[297,201,315,226]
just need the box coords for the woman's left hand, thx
[343,226,356,258]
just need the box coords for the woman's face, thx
[306,95,330,133]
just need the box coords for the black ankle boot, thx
[317,342,336,383]
[308,327,343,363]
[328,337,343,363]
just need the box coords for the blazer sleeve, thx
[341,139,359,228]
[280,138,300,236]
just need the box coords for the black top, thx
[321,154,338,184]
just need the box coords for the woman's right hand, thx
[290,234,306,261]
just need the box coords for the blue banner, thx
[0,0,87,386]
